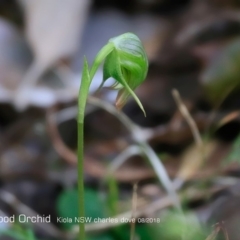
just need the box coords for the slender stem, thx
[77,44,114,240]
[77,70,90,240]
[89,43,113,80]
[130,183,138,240]
[77,122,85,240]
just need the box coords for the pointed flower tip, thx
[115,88,146,117]
[115,101,146,117]
[143,109,147,117]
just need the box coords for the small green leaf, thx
[56,188,105,230]
[102,33,148,115]
[158,210,206,240]
[0,225,37,240]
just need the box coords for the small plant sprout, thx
[77,33,148,240]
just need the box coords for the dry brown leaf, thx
[15,0,90,110]
[0,17,31,99]
[20,0,90,67]
[177,140,218,181]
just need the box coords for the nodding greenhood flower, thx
[101,33,148,116]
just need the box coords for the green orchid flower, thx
[102,33,148,116]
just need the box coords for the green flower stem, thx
[77,33,149,240]
[89,43,114,80]
[77,67,90,240]
[77,44,114,240]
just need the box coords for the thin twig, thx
[172,89,204,190]
[172,89,203,147]
[205,226,220,240]
[205,222,229,240]
[47,107,77,165]
[219,222,229,240]
[108,145,142,173]
[130,183,138,240]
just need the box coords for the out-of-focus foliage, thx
[56,188,105,229]
[0,224,37,240]
[224,132,240,165]
[157,211,207,240]
[202,38,240,104]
